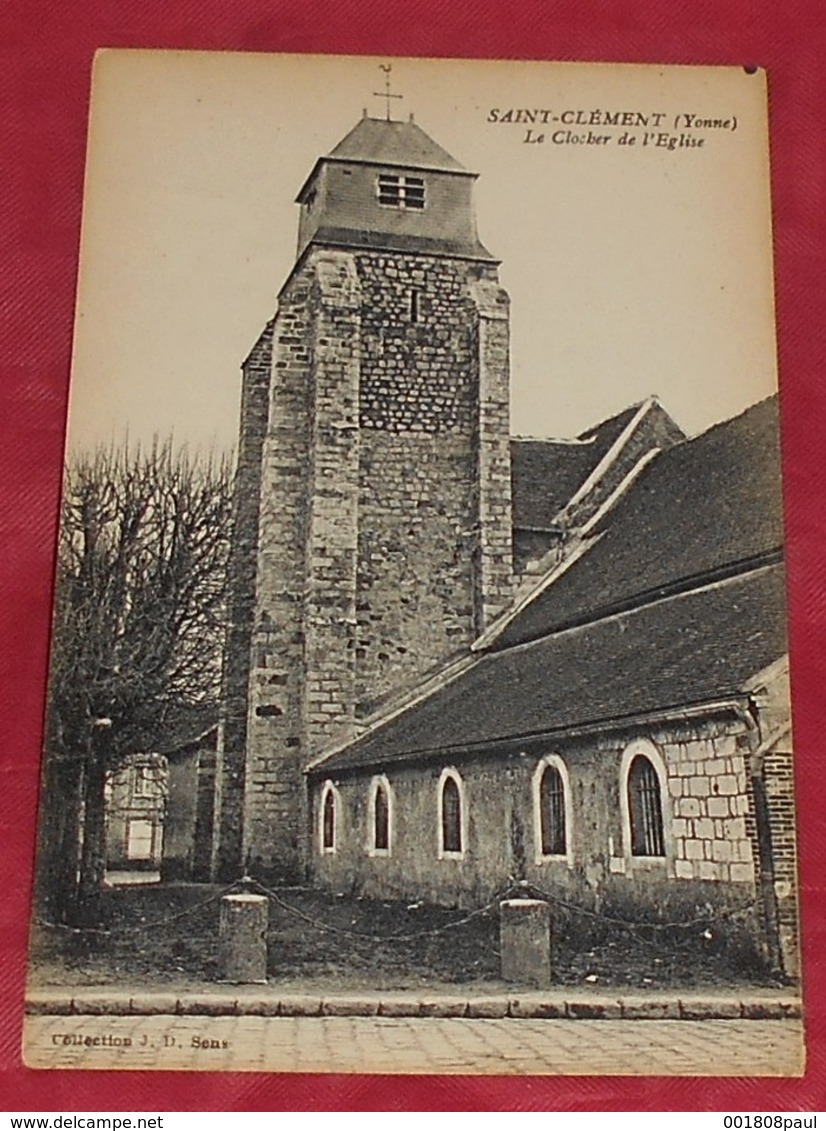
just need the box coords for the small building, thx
[106,705,219,881]
[105,755,167,871]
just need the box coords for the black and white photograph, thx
[23,51,803,1076]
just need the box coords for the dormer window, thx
[377,174,425,210]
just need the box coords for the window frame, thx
[376,172,427,211]
[367,774,393,858]
[619,740,671,868]
[132,763,163,799]
[319,779,340,856]
[126,817,157,861]
[437,767,467,861]
[532,754,574,866]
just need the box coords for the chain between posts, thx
[248,876,510,943]
[34,881,241,937]
[35,874,759,943]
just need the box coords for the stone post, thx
[499,898,552,988]
[218,893,269,983]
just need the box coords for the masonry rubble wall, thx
[310,713,784,968]
[214,322,275,880]
[353,253,511,717]
[224,266,316,881]
[218,247,513,881]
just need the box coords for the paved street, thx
[23,1014,804,1076]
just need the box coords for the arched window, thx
[319,781,338,854]
[442,777,461,853]
[374,785,389,850]
[438,769,465,858]
[540,764,566,855]
[368,775,393,856]
[532,755,573,864]
[627,754,665,857]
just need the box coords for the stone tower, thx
[214,113,513,882]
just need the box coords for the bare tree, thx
[36,440,232,921]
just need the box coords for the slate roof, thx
[327,117,469,173]
[511,403,640,531]
[309,563,787,776]
[497,396,783,648]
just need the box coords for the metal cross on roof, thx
[373,64,403,121]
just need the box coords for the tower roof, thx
[292,113,495,265]
[327,116,470,174]
[296,116,475,204]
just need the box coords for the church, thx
[163,110,798,978]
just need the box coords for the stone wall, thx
[219,246,513,881]
[301,253,361,761]
[230,267,315,881]
[471,279,513,634]
[357,253,479,432]
[649,731,754,885]
[214,322,274,880]
[309,713,782,966]
[356,430,476,716]
[354,252,512,713]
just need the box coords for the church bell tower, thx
[214,108,513,882]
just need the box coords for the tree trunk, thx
[76,737,110,923]
[34,754,83,923]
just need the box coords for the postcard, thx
[23,50,802,1076]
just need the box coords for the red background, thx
[2,0,825,1112]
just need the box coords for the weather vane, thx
[373,64,403,121]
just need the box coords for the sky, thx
[65,52,779,454]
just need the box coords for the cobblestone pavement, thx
[23,1014,804,1076]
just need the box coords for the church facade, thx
[205,113,798,977]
